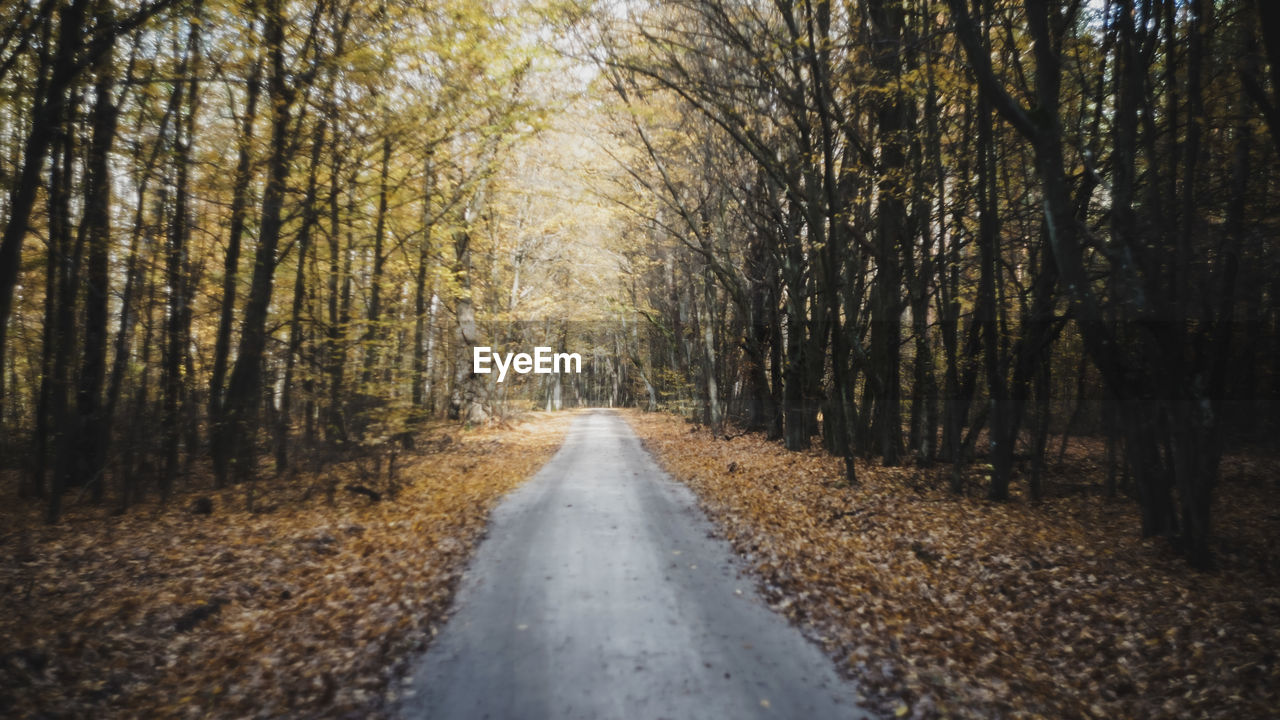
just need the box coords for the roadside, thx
[624,410,1280,719]
[0,411,576,718]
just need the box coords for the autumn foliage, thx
[625,410,1280,719]
[0,413,574,718]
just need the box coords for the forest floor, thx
[0,411,576,719]
[624,410,1280,720]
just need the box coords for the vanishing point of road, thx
[399,410,869,719]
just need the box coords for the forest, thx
[1,0,1279,716]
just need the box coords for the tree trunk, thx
[215,0,294,486]
[71,43,119,500]
[40,99,77,521]
[362,137,393,387]
[210,47,263,484]
[449,229,488,424]
[163,5,203,497]
[412,152,436,413]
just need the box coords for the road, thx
[399,410,868,719]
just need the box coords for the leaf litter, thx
[624,410,1280,720]
[0,411,575,718]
